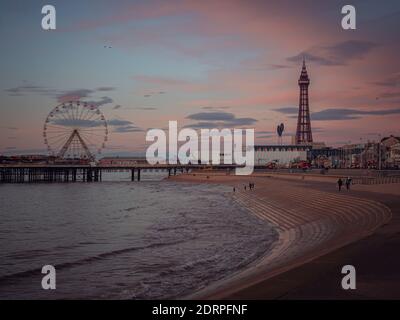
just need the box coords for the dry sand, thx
[170,172,399,299]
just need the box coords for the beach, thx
[171,172,400,299]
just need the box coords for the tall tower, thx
[295,58,313,145]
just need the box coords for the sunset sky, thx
[1,0,400,156]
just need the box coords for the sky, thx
[1,0,400,156]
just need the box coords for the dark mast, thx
[295,58,313,144]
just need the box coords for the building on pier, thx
[98,156,148,166]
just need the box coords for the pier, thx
[0,164,242,183]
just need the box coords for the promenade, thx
[173,173,397,299]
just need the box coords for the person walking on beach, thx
[345,177,352,190]
[337,178,343,192]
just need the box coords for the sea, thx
[0,171,277,299]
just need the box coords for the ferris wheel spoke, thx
[61,104,72,121]
[48,130,72,141]
[46,123,73,131]
[48,135,69,147]
[79,132,99,144]
[78,112,95,124]
[65,103,76,121]
[52,110,70,122]
[79,132,106,139]
[46,132,73,141]
[78,105,88,121]
[77,104,84,121]
[78,127,106,133]
[82,113,99,123]
[79,133,101,150]
[45,130,73,136]
[78,130,106,134]
[46,123,70,128]
[46,131,71,140]
[50,139,69,154]
[74,104,80,121]
[46,131,72,137]
[79,134,105,143]
[80,105,96,121]
[77,132,96,152]
[70,103,78,121]
[81,133,102,141]
[45,128,73,134]
[80,106,93,122]
[84,109,103,122]
[58,109,70,119]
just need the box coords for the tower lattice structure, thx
[295,59,313,145]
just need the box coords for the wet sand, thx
[171,172,400,299]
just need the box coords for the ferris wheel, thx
[43,101,108,160]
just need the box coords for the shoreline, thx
[171,172,394,299]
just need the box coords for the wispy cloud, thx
[0,126,18,130]
[185,111,257,128]
[84,96,114,107]
[134,75,189,87]
[132,107,157,111]
[287,40,378,66]
[4,85,56,97]
[5,84,117,108]
[273,107,298,114]
[108,119,143,133]
[113,126,144,133]
[372,73,400,87]
[96,86,115,92]
[201,106,231,110]
[274,107,400,121]
[312,108,400,121]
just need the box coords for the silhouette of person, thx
[337,178,343,192]
[345,177,352,190]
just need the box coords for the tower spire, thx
[295,60,313,145]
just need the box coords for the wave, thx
[0,238,191,284]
